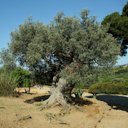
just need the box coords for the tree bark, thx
[41,78,75,109]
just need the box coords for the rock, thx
[112,106,117,109]
[71,93,76,98]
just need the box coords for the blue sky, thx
[0,0,128,65]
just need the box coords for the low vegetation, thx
[0,73,16,96]
[89,82,128,95]
[89,65,128,95]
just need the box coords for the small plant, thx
[73,82,85,97]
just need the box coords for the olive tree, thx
[10,10,119,108]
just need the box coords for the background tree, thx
[10,10,119,108]
[122,2,128,16]
[102,2,128,56]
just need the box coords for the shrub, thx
[89,81,128,95]
[11,67,31,88]
[0,73,16,96]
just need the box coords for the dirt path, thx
[0,88,128,128]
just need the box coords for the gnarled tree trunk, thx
[41,78,75,109]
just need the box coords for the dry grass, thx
[0,87,128,128]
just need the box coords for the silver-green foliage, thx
[10,10,119,86]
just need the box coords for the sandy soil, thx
[0,87,128,128]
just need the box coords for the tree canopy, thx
[10,10,119,86]
[102,2,128,56]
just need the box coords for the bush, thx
[89,81,128,95]
[11,67,31,88]
[0,73,16,96]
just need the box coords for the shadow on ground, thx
[24,95,50,104]
[96,95,128,112]
[72,97,93,106]
[25,95,93,106]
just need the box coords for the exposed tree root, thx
[40,95,70,110]
[40,78,92,111]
